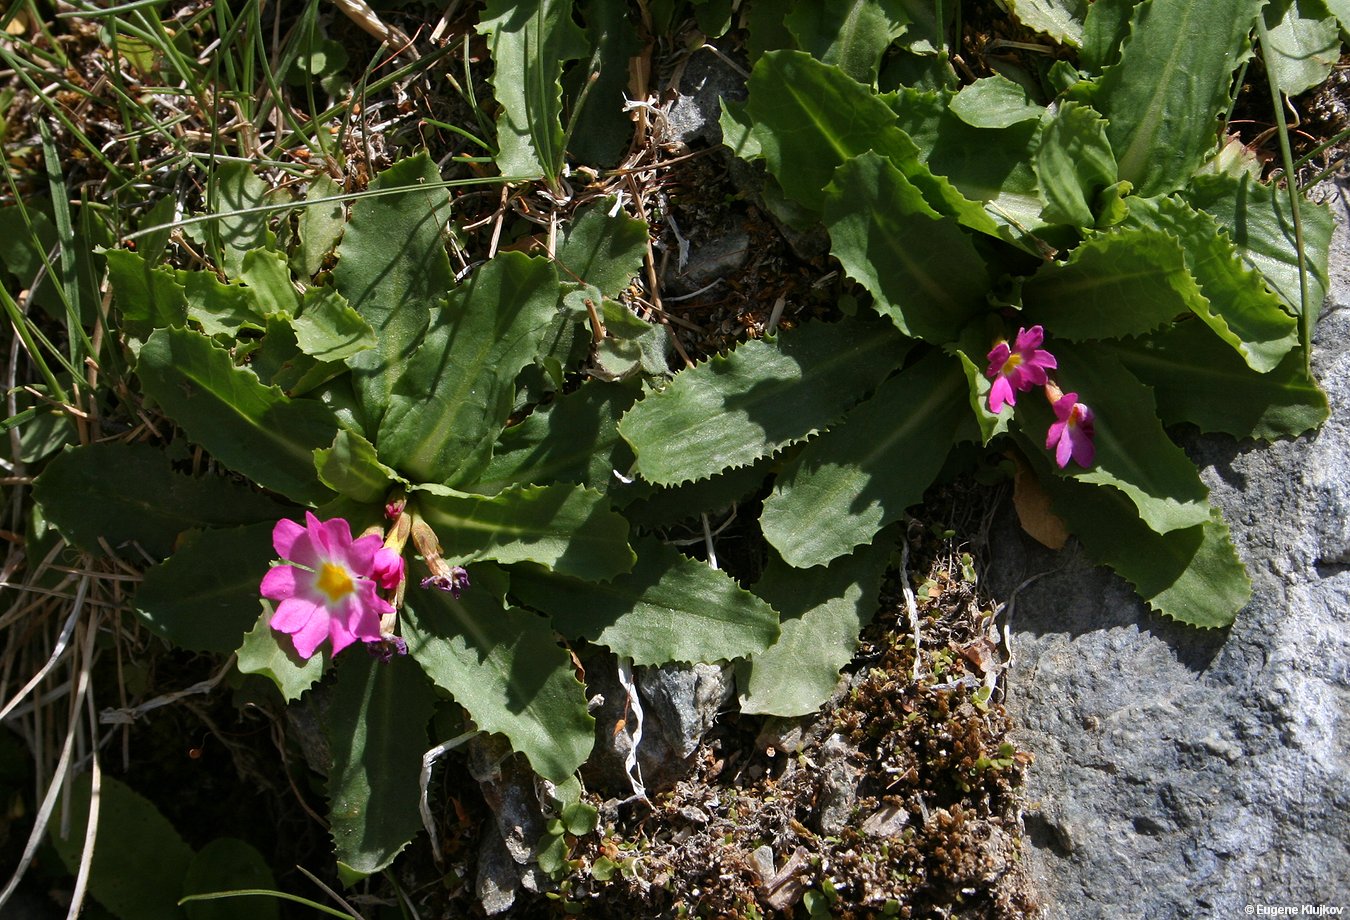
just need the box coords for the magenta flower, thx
[986,325,1057,414]
[371,547,406,591]
[260,513,393,660]
[1046,392,1096,469]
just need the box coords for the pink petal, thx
[1054,428,1074,468]
[322,516,358,556]
[328,617,358,656]
[289,608,332,660]
[985,342,1012,378]
[346,533,383,575]
[261,564,303,600]
[1070,427,1096,467]
[352,581,394,621]
[272,518,317,566]
[1021,361,1051,387]
[989,376,1016,413]
[1053,392,1079,422]
[270,595,322,633]
[1014,325,1044,350]
[1046,420,1066,453]
[371,548,405,590]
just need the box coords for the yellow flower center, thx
[316,562,355,602]
[1002,352,1023,374]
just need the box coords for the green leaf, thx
[1018,434,1251,628]
[195,161,283,275]
[135,522,278,653]
[403,582,594,782]
[761,351,967,568]
[478,0,590,179]
[1014,346,1212,533]
[290,287,375,362]
[333,154,453,430]
[239,248,300,315]
[567,0,644,166]
[32,442,284,558]
[738,537,893,717]
[1021,228,1206,341]
[137,327,338,506]
[1263,0,1340,96]
[236,605,330,702]
[183,839,280,920]
[1034,101,1118,227]
[315,429,402,503]
[1080,0,1135,72]
[784,0,909,85]
[745,50,986,229]
[948,319,1011,446]
[593,295,672,380]
[414,482,634,581]
[823,153,989,342]
[1096,320,1327,439]
[1123,195,1299,372]
[324,654,435,880]
[948,75,1043,128]
[297,172,345,278]
[51,775,195,920]
[179,267,266,336]
[619,316,908,486]
[377,252,561,485]
[1005,0,1088,46]
[105,248,186,336]
[1185,172,1333,327]
[477,378,641,494]
[510,537,781,665]
[616,453,776,525]
[554,198,648,296]
[1092,0,1263,196]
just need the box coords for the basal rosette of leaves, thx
[623,0,1332,652]
[28,153,788,879]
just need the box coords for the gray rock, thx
[987,184,1350,918]
[814,733,861,836]
[636,661,736,760]
[665,49,747,147]
[467,735,551,907]
[582,650,736,795]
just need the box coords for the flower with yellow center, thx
[260,512,393,660]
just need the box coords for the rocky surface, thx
[987,184,1350,918]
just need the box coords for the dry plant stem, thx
[419,729,480,866]
[624,172,695,367]
[0,597,99,914]
[68,681,101,920]
[900,539,922,683]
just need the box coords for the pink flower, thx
[986,325,1057,414]
[260,513,393,660]
[1046,392,1096,469]
[371,547,406,591]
